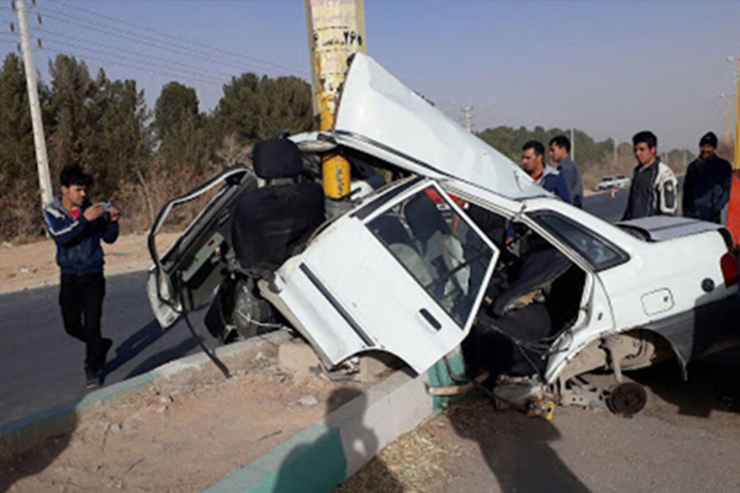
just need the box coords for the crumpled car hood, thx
[334,52,547,200]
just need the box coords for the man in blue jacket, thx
[43,165,120,388]
[548,135,584,208]
[521,140,571,202]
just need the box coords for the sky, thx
[0,0,739,150]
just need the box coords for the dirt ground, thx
[0,233,376,493]
[339,359,740,493]
[0,233,180,295]
[0,351,371,493]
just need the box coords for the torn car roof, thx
[333,52,547,200]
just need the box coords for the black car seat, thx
[468,245,574,378]
[231,138,325,277]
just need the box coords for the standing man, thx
[521,140,571,202]
[622,131,678,220]
[682,131,732,223]
[43,165,120,389]
[548,135,583,208]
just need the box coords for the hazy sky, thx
[1,0,739,150]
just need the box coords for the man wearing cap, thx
[682,131,732,224]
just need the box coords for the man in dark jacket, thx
[43,165,120,388]
[548,135,583,208]
[682,131,732,224]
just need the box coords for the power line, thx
[41,45,224,87]
[37,9,288,79]
[39,3,307,78]
[52,0,307,77]
[42,38,227,85]
[39,30,238,81]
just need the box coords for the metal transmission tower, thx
[462,105,474,133]
[13,0,52,209]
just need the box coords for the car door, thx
[273,178,500,374]
[147,168,256,328]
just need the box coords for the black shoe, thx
[85,367,101,389]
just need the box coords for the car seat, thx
[231,138,325,277]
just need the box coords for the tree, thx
[46,54,98,177]
[154,82,199,140]
[0,52,44,238]
[213,73,314,145]
[0,53,34,186]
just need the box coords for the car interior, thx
[161,137,588,376]
[461,203,587,380]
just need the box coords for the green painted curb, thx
[203,424,346,493]
[426,351,466,411]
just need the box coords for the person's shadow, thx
[0,411,76,493]
[272,387,403,493]
[448,393,591,493]
[101,319,170,376]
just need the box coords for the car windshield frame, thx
[529,211,630,272]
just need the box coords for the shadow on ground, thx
[632,348,740,419]
[271,387,403,493]
[448,394,591,493]
[0,416,76,493]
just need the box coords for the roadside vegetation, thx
[0,51,702,244]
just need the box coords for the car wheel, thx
[607,382,647,416]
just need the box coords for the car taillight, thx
[721,252,739,286]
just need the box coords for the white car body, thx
[148,53,739,406]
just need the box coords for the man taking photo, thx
[43,165,120,389]
[682,131,732,224]
[623,131,678,220]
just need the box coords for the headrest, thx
[252,138,303,180]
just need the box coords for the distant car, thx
[595,175,630,191]
[596,175,630,190]
[148,53,740,416]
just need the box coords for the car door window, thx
[367,186,494,327]
[531,212,628,271]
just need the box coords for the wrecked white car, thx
[148,53,740,416]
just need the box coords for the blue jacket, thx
[43,197,119,275]
[537,165,571,203]
[557,157,584,208]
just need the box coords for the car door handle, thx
[419,308,442,331]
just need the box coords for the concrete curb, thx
[0,330,292,462]
[201,351,464,493]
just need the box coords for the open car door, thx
[147,168,256,328]
[269,178,500,374]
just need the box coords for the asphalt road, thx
[0,271,217,427]
[0,190,635,428]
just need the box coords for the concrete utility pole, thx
[570,127,575,161]
[722,93,732,141]
[14,0,52,209]
[613,139,618,167]
[462,105,474,133]
[304,0,365,209]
